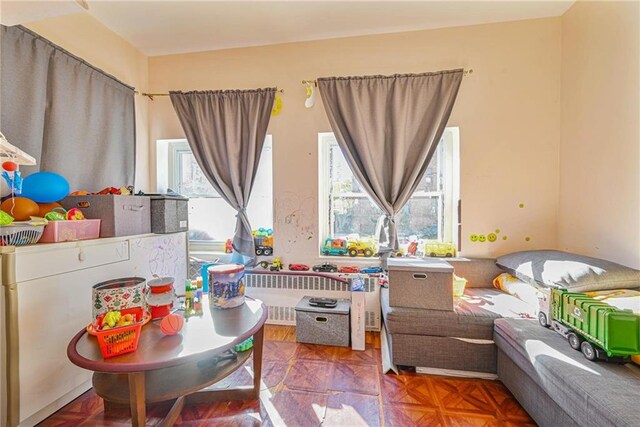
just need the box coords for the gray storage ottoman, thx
[295,297,350,347]
[495,318,640,427]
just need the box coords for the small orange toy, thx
[160,313,184,335]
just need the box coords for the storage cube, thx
[295,296,350,347]
[61,195,151,237]
[149,194,189,234]
[388,258,454,310]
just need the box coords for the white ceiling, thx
[3,1,576,56]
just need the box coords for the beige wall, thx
[149,18,562,263]
[26,13,152,191]
[559,1,640,268]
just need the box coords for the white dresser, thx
[0,232,187,427]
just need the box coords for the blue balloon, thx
[21,172,70,203]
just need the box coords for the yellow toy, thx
[424,241,456,258]
[347,239,376,257]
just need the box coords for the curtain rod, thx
[136,88,284,101]
[302,69,474,86]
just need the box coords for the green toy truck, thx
[538,288,640,361]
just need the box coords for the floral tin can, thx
[92,277,146,319]
[208,264,245,309]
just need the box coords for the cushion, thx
[494,318,640,427]
[382,287,535,340]
[496,250,640,292]
[493,272,543,310]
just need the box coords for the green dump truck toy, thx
[538,288,640,361]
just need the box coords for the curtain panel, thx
[169,89,275,264]
[317,70,463,254]
[0,25,136,191]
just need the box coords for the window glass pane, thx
[323,133,451,254]
[172,138,273,243]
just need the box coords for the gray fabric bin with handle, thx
[388,258,454,310]
[295,296,350,347]
[148,194,189,234]
[61,195,151,237]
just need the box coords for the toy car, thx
[253,228,274,256]
[259,257,283,271]
[424,241,456,258]
[338,266,360,273]
[312,262,338,273]
[288,264,309,271]
[360,266,383,274]
[322,238,348,256]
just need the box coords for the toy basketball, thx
[1,197,39,221]
[37,202,63,217]
[160,313,184,335]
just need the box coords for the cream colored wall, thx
[149,18,562,264]
[559,1,640,268]
[26,12,152,191]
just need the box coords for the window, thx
[157,137,273,250]
[318,128,459,255]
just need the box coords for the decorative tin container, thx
[92,277,146,319]
[208,264,245,309]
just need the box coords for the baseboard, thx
[415,366,498,380]
[18,380,92,427]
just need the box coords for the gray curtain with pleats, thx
[318,70,463,254]
[169,89,275,264]
[0,25,135,191]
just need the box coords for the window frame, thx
[156,136,273,253]
[318,128,460,256]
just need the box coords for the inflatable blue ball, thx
[21,172,70,203]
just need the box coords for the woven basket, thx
[0,223,45,246]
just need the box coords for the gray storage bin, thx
[149,194,189,234]
[295,296,350,347]
[388,258,454,311]
[61,195,151,237]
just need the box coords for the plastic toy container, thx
[39,219,101,243]
[94,307,144,358]
[208,264,245,309]
[0,223,44,246]
[453,275,467,297]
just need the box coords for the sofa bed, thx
[381,250,640,426]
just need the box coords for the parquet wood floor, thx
[38,325,536,426]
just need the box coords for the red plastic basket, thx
[94,307,144,358]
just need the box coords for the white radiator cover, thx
[244,273,381,331]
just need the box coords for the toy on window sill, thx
[260,257,282,271]
[225,239,233,254]
[322,238,348,256]
[347,239,376,257]
[288,263,309,271]
[312,262,338,273]
[538,288,640,362]
[424,241,456,258]
[253,228,273,256]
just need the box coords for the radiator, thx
[244,272,381,331]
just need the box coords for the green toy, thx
[234,336,254,352]
[0,210,14,225]
[539,288,640,361]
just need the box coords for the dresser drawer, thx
[14,239,130,283]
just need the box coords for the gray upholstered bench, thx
[495,318,640,427]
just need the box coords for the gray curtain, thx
[169,89,275,264]
[318,70,463,254]
[0,25,135,191]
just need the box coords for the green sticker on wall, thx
[502,236,508,240]
[487,233,497,242]
[525,236,531,242]
[519,203,525,208]
[495,229,500,234]
[478,235,486,242]
[470,234,478,242]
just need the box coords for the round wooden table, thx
[68,297,267,427]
